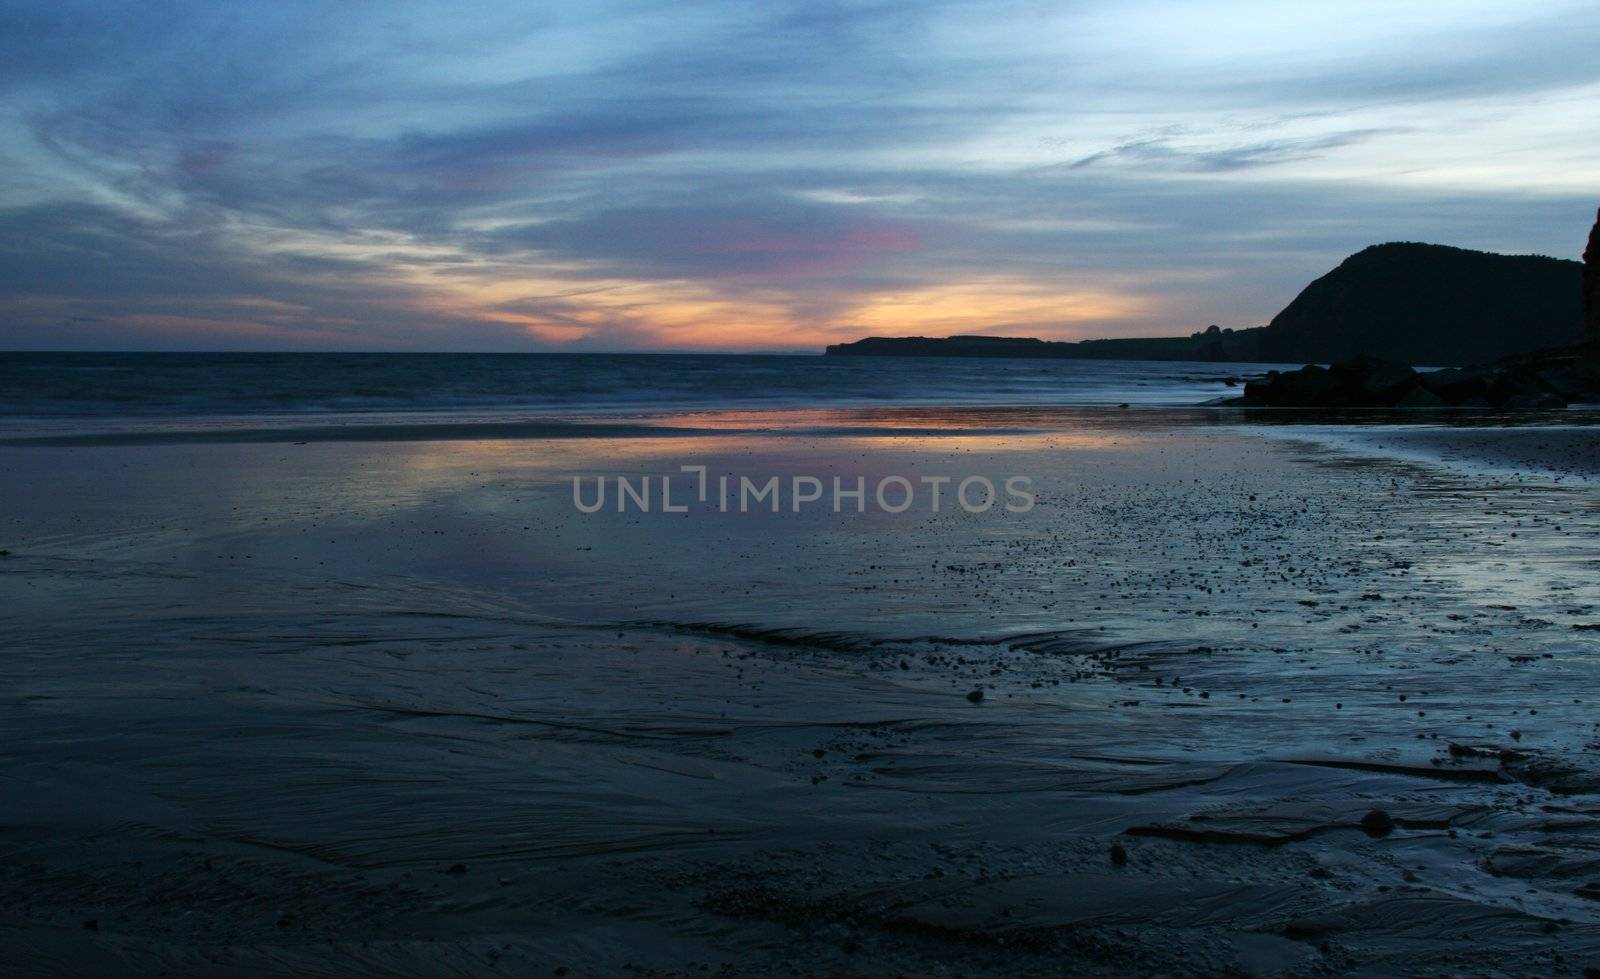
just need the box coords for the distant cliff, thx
[825,328,1266,362]
[827,241,1586,366]
[1259,243,1582,365]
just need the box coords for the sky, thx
[1,0,1598,352]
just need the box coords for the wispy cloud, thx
[1067,129,1404,172]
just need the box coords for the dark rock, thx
[1503,391,1566,412]
[965,689,984,703]
[1110,843,1128,866]
[1240,357,1420,407]
[1285,364,1347,405]
[1359,809,1395,837]
[1246,364,1344,406]
[1490,369,1552,402]
[1397,385,1447,407]
[1420,366,1492,402]
[1536,364,1596,399]
[1336,356,1416,402]
[1240,351,1588,410]
[446,862,468,875]
[1242,371,1281,401]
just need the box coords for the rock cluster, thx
[1238,349,1600,410]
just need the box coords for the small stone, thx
[1109,843,1128,866]
[1360,809,1395,837]
[966,689,984,704]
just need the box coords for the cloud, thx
[0,202,538,349]
[0,0,1597,350]
[1067,129,1403,172]
[481,197,929,282]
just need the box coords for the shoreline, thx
[4,403,1598,483]
[1237,421,1600,482]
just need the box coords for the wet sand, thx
[1,408,1597,977]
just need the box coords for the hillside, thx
[1259,243,1582,365]
[826,241,1586,366]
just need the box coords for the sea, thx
[0,351,1272,421]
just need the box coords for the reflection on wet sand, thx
[1,409,1597,976]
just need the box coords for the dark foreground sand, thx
[0,408,1597,977]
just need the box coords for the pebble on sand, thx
[1360,809,1395,837]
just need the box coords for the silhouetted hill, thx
[1260,243,1582,365]
[826,241,1585,366]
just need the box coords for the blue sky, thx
[1,0,1597,350]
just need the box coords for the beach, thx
[6,0,1600,972]
[2,397,1598,977]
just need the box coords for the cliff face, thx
[1261,243,1584,366]
[1584,208,1600,339]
